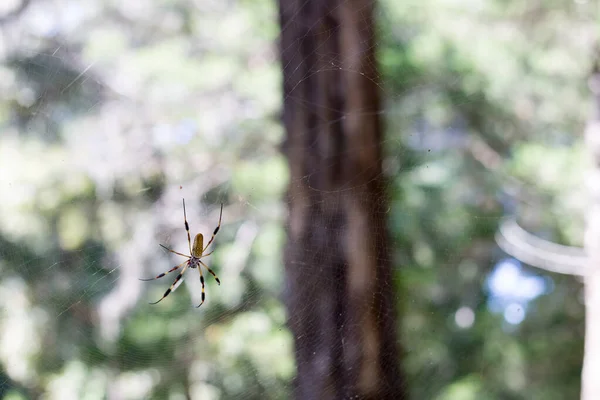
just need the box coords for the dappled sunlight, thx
[0,0,593,398]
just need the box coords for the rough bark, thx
[278,0,404,398]
[582,67,600,400]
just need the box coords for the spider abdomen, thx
[192,233,204,257]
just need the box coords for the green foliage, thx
[0,0,591,398]
[379,0,590,398]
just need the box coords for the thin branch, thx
[495,218,587,276]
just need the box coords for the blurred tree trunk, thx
[582,64,600,400]
[278,0,404,399]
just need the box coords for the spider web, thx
[0,0,593,399]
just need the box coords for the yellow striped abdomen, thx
[192,233,204,257]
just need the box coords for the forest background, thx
[0,0,595,399]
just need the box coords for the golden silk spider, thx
[140,199,222,307]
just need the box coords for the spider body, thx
[192,233,204,258]
[140,199,223,307]
[189,254,202,269]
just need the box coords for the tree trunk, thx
[582,66,600,400]
[278,0,404,398]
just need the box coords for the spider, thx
[141,199,222,307]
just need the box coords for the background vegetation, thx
[0,0,595,398]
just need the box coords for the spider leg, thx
[139,260,188,281]
[202,249,215,258]
[149,264,189,305]
[195,267,206,308]
[183,198,192,254]
[159,244,190,258]
[199,260,220,285]
[202,203,223,253]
